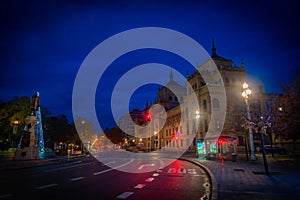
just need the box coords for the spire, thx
[169,69,174,81]
[212,38,217,57]
[186,68,189,78]
[145,101,149,109]
[241,58,245,69]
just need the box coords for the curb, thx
[180,157,218,200]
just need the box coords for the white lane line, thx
[35,183,58,190]
[116,192,134,199]
[152,173,159,177]
[138,163,154,170]
[101,161,116,166]
[70,160,82,164]
[70,176,85,181]
[145,177,154,182]
[0,194,13,199]
[44,162,92,172]
[134,184,145,189]
[93,168,113,175]
[93,158,134,176]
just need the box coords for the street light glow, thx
[195,110,200,119]
[242,82,248,89]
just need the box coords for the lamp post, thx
[242,82,257,161]
[12,119,20,147]
[195,110,200,157]
[154,131,158,150]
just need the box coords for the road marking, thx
[167,168,177,173]
[70,160,82,164]
[35,183,58,190]
[0,194,13,199]
[101,161,116,166]
[93,168,113,175]
[134,184,145,189]
[70,176,85,181]
[187,168,197,175]
[152,173,159,177]
[145,177,155,182]
[44,162,92,172]
[94,158,134,176]
[138,163,154,170]
[167,168,197,175]
[177,168,186,174]
[116,192,134,199]
[153,157,165,169]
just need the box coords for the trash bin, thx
[232,153,236,162]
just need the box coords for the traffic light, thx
[145,113,151,121]
[171,132,179,140]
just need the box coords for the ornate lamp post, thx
[242,82,257,161]
[195,110,200,157]
[11,119,20,147]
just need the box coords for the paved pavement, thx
[182,153,300,200]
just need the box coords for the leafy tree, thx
[273,69,300,149]
[43,114,81,149]
[104,127,124,144]
[0,96,31,149]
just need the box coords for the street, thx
[0,154,211,200]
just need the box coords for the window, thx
[213,98,220,110]
[203,99,207,112]
[187,122,189,135]
[225,77,229,84]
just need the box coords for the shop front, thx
[197,136,237,160]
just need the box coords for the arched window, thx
[225,77,229,84]
[203,99,207,112]
[213,98,220,110]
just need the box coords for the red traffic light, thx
[145,113,151,121]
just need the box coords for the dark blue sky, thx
[1,0,299,127]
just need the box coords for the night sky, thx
[1,0,299,128]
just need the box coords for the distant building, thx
[121,40,279,159]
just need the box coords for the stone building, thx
[129,40,278,159]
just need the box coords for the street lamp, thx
[242,82,257,161]
[11,119,20,147]
[154,131,158,150]
[195,110,200,157]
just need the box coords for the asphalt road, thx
[0,154,211,200]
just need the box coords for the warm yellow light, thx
[13,120,19,125]
[242,91,247,98]
[242,82,251,99]
[195,110,200,119]
[246,88,251,95]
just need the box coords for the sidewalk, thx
[182,154,300,200]
[0,153,86,171]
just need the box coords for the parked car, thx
[263,145,286,154]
